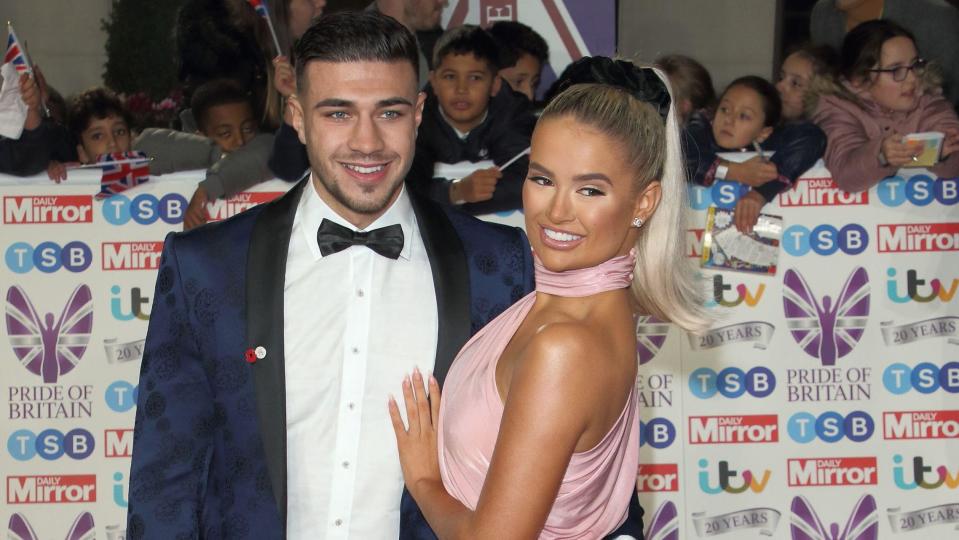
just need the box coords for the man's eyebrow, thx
[313,98,354,109]
[378,97,414,108]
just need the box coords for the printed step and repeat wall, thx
[0,163,956,539]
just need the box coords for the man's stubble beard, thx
[307,147,408,217]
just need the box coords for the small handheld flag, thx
[246,0,283,56]
[93,151,151,200]
[5,23,32,74]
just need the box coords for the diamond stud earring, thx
[631,217,645,228]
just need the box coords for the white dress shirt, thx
[284,178,438,539]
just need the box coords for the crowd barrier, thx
[0,163,956,539]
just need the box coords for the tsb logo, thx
[101,193,187,225]
[7,428,95,461]
[887,268,957,303]
[105,381,138,412]
[689,367,775,399]
[782,224,868,256]
[787,457,877,487]
[639,418,675,449]
[5,241,92,273]
[877,175,959,206]
[637,464,678,492]
[884,362,959,394]
[689,181,748,210]
[787,411,874,443]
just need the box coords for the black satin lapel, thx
[246,178,307,530]
[410,194,471,386]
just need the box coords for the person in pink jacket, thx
[811,20,959,192]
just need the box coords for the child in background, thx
[654,54,716,125]
[684,76,826,233]
[191,79,258,152]
[66,87,134,163]
[810,20,959,192]
[488,20,549,101]
[776,44,838,122]
[0,69,75,176]
[409,25,536,215]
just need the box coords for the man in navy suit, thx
[126,12,533,539]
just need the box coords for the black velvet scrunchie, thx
[545,56,671,123]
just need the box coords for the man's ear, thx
[414,91,426,130]
[491,74,502,97]
[756,126,774,144]
[288,94,307,145]
[77,144,90,164]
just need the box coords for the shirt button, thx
[348,402,355,410]
[351,346,359,354]
[342,461,350,468]
[356,289,364,297]
[334,519,343,526]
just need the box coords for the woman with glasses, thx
[810,20,959,192]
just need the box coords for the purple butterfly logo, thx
[8,511,95,540]
[636,315,670,365]
[643,500,678,540]
[790,494,877,540]
[6,285,93,383]
[782,267,869,366]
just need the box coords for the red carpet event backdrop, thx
[0,162,956,538]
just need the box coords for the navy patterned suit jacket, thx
[126,178,645,539]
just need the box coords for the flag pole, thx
[261,5,284,57]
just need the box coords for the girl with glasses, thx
[810,20,959,192]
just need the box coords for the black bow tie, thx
[316,218,405,259]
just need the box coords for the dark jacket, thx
[267,122,309,181]
[0,120,75,176]
[682,110,826,201]
[408,84,536,215]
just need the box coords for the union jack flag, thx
[247,0,270,19]
[95,151,151,200]
[5,24,31,74]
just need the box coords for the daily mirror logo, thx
[101,242,163,271]
[688,415,778,444]
[883,410,959,440]
[206,192,284,222]
[779,178,868,207]
[877,223,959,253]
[787,457,878,487]
[6,475,96,504]
[3,196,93,224]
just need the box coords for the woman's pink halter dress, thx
[437,252,639,538]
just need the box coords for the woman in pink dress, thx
[388,56,710,539]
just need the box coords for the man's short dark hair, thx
[488,21,549,69]
[190,79,252,131]
[67,87,133,140]
[432,25,501,73]
[294,12,420,90]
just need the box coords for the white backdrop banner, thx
[1,163,957,539]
